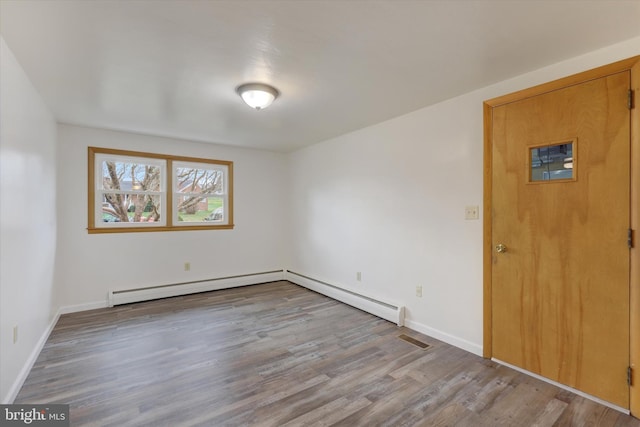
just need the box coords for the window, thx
[94,153,166,227]
[173,161,229,225]
[89,147,233,233]
[528,139,576,183]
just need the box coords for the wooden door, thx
[491,71,631,407]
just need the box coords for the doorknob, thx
[495,244,507,253]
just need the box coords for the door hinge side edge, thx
[629,228,634,249]
[628,366,633,386]
[629,89,635,110]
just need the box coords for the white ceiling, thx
[1,1,639,152]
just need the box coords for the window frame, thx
[526,138,577,184]
[93,152,167,229]
[88,147,234,233]
[172,160,229,227]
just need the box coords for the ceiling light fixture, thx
[236,83,279,110]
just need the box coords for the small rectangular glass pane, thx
[101,193,161,223]
[175,167,224,195]
[176,196,224,222]
[530,142,573,182]
[101,160,161,192]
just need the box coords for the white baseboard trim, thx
[492,358,630,415]
[59,300,108,315]
[2,308,62,404]
[108,270,285,306]
[403,319,483,356]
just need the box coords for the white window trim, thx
[94,153,167,228]
[172,161,230,227]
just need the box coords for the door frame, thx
[483,56,640,415]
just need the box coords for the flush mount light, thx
[236,83,279,110]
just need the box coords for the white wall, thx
[0,37,58,403]
[54,125,288,309]
[287,36,640,355]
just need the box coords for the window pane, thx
[101,160,161,192]
[530,142,573,182]
[175,167,224,195]
[101,193,161,223]
[176,196,224,222]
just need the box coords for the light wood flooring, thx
[15,281,640,426]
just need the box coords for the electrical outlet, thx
[465,205,479,220]
[184,262,191,271]
[13,325,18,344]
[356,272,362,281]
[416,285,422,298]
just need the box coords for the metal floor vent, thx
[398,334,430,350]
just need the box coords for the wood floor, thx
[16,281,640,426]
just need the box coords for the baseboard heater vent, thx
[285,270,405,326]
[108,270,285,307]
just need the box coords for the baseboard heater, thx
[108,270,285,307]
[285,270,405,326]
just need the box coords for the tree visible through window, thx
[174,163,226,224]
[100,157,164,224]
[88,147,233,233]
